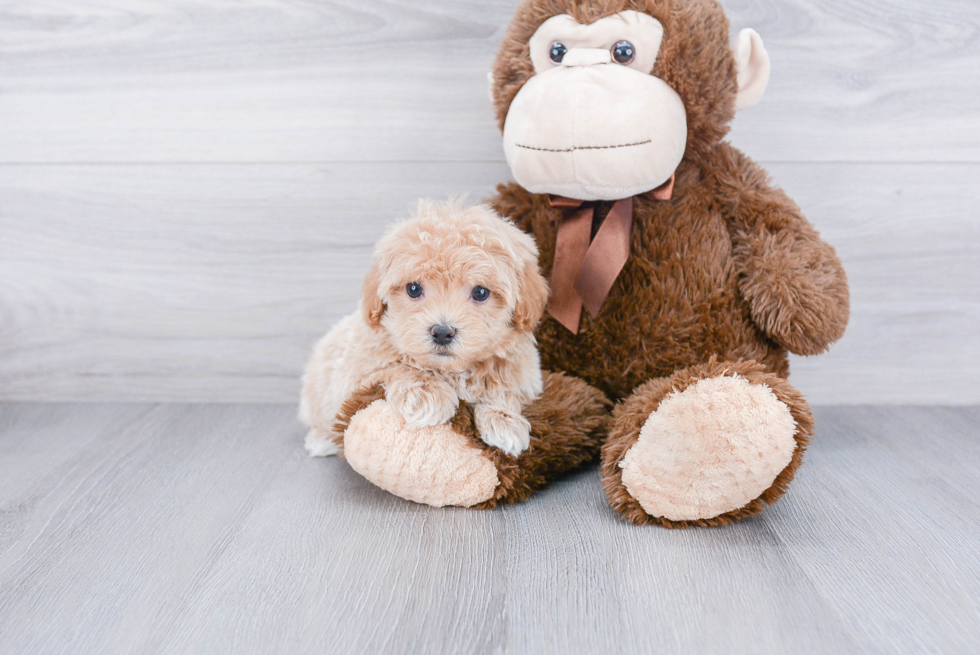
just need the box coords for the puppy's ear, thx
[513,261,549,332]
[361,264,385,329]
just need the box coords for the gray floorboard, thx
[1,404,978,654]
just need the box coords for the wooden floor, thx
[1,403,978,654]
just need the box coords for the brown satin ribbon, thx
[547,173,675,334]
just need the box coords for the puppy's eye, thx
[406,282,423,299]
[611,40,635,65]
[549,42,567,64]
[471,286,490,303]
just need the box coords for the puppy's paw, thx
[387,379,459,428]
[475,407,532,457]
[305,428,340,457]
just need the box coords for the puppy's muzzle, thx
[430,324,456,346]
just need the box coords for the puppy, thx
[300,199,550,458]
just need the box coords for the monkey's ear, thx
[734,28,771,110]
[361,264,386,329]
[513,261,550,333]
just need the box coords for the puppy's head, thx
[362,199,548,371]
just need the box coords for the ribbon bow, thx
[547,174,675,333]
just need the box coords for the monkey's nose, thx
[561,48,612,67]
[430,324,456,346]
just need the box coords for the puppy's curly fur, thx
[300,199,550,457]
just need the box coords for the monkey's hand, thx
[733,224,850,355]
[718,145,850,355]
[473,401,532,457]
[385,373,459,429]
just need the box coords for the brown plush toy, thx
[339,0,848,527]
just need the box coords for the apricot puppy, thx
[300,199,550,457]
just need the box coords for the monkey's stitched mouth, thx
[515,139,652,153]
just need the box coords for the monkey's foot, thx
[601,359,814,527]
[333,372,609,509]
[344,399,500,508]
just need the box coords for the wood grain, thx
[1,403,978,653]
[1,0,977,403]
[1,162,976,404]
[0,0,977,163]
[767,406,980,653]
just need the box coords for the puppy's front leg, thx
[474,398,532,457]
[385,369,459,428]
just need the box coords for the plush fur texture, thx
[300,200,550,458]
[313,0,848,524]
[342,398,501,508]
[601,359,814,527]
[503,10,688,200]
[492,0,742,166]
[333,372,611,508]
[618,370,798,521]
[484,0,848,525]
[490,146,849,400]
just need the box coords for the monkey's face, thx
[503,11,686,201]
[495,3,771,203]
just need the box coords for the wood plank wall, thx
[1,0,977,404]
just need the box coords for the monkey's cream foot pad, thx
[620,375,798,522]
[334,372,610,509]
[344,400,500,508]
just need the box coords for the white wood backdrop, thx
[1,0,978,404]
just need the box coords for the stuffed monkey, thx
[339,0,848,527]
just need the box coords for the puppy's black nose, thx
[430,324,456,346]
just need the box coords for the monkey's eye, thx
[611,40,635,65]
[406,282,423,299]
[549,42,567,64]
[471,286,491,302]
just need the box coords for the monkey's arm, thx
[715,144,849,356]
